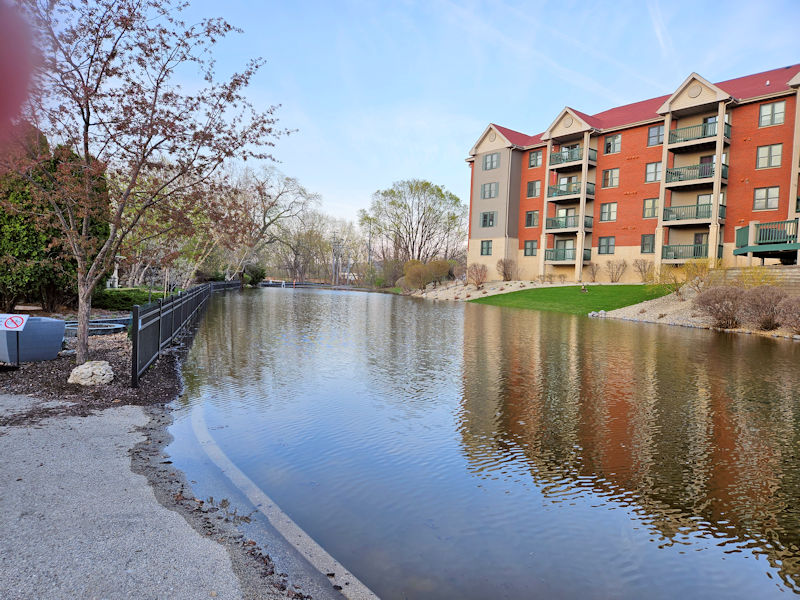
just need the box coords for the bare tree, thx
[633,259,654,283]
[5,0,286,363]
[587,263,600,283]
[467,263,488,289]
[605,259,628,283]
[496,258,516,282]
[358,179,467,265]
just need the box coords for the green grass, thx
[469,284,670,315]
[92,287,175,311]
[387,287,404,294]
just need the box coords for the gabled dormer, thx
[541,108,597,142]
[469,124,514,158]
[657,73,733,115]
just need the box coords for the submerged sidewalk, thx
[0,394,243,599]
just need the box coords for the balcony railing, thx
[668,122,731,144]
[545,215,594,230]
[662,243,709,260]
[663,204,711,221]
[665,163,727,183]
[549,146,597,165]
[547,181,595,197]
[735,226,749,248]
[544,248,591,261]
[756,219,799,244]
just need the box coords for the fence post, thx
[157,298,163,357]
[131,304,140,388]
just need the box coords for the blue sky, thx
[185,0,799,222]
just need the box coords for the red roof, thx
[492,64,800,148]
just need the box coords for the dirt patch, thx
[0,332,181,427]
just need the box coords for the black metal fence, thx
[130,281,240,387]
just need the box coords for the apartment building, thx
[467,64,800,282]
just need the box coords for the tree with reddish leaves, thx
[3,0,286,364]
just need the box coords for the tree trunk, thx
[75,280,92,364]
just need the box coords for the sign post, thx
[0,314,30,368]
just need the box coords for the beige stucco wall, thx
[673,109,721,129]
[516,251,541,281]
[467,236,519,282]
[672,148,720,168]
[471,147,512,240]
[474,129,511,154]
[671,79,721,112]
[550,112,589,140]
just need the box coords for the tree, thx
[496,258,515,282]
[5,0,285,363]
[358,179,467,266]
[604,259,628,282]
[467,263,488,288]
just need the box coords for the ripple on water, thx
[172,289,800,599]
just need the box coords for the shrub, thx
[778,296,800,333]
[496,258,516,281]
[406,263,433,291]
[739,285,787,330]
[93,287,161,311]
[587,262,600,283]
[735,266,778,289]
[605,259,628,283]
[395,276,410,291]
[694,286,743,328]
[632,259,654,283]
[403,259,422,278]
[467,263,488,288]
[428,260,451,286]
[683,258,720,294]
[648,265,685,299]
[452,263,466,281]
[245,264,266,285]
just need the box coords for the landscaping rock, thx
[68,361,114,386]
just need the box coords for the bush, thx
[245,264,266,285]
[452,263,466,281]
[683,258,720,294]
[605,259,628,283]
[735,266,778,289]
[395,276,410,291]
[778,296,800,333]
[403,259,422,278]
[428,260,451,286]
[587,262,600,283]
[467,263,488,288]
[739,285,787,330]
[93,287,161,311]
[694,286,743,328]
[632,259,654,283]
[648,265,685,299]
[496,258,516,281]
[406,263,433,290]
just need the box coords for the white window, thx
[481,182,498,199]
[648,125,664,146]
[604,134,621,154]
[753,187,779,210]
[529,150,542,168]
[759,101,785,127]
[602,168,619,188]
[756,144,782,169]
[526,180,541,198]
[600,202,617,222]
[483,152,499,170]
[645,162,661,183]
[480,211,496,227]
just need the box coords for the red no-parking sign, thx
[0,314,29,331]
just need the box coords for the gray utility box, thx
[0,317,66,363]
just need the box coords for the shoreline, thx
[0,327,343,598]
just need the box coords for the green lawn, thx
[469,284,670,315]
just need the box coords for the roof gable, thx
[542,107,596,141]
[657,73,731,114]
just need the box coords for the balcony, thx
[668,122,731,147]
[544,248,592,262]
[550,146,597,168]
[545,215,594,230]
[664,163,727,187]
[734,219,800,258]
[662,203,725,222]
[662,243,709,260]
[547,181,595,199]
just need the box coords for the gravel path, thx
[0,395,243,600]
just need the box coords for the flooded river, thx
[168,287,800,599]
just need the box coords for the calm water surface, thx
[169,288,800,599]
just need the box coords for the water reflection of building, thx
[459,306,800,590]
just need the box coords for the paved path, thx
[0,394,243,599]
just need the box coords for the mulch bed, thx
[0,332,182,426]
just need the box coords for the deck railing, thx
[755,219,798,244]
[668,122,730,144]
[550,146,597,165]
[547,181,595,197]
[665,163,728,183]
[663,204,711,221]
[545,248,576,261]
[735,226,749,248]
[662,243,708,260]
